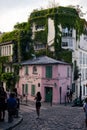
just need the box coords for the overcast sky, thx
[0,0,87,32]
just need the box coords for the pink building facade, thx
[17,56,72,104]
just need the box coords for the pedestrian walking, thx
[0,86,7,122]
[69,89,73,102]
[66,87,70,103]
[83,98,87,127]
[34,91,42,119]
[13,88,20,117]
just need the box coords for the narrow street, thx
[13,102,86,130]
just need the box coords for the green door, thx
[45,87,53,102]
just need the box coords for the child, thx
[83,98,87,127]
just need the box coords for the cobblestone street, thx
[12,102,87,130]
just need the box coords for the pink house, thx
[17,56,72,104]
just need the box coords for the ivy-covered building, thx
[0,23,34,91]
[29,6,87,100]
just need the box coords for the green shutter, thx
[25,66,28,75]
[22,84,25,95]
[31,85,35,96]
[25,84,28,94]
[46,66,52,78]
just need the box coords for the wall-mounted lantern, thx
[54,83,57,87]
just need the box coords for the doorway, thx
[45,87,53,102]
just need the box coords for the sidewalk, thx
[0,111,23,130]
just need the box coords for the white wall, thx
[47,18,55,52]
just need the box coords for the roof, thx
[21,56,70,66]
[0,41,14,46]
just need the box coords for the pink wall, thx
[17,63,71,104]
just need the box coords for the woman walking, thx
[34,92,42,119]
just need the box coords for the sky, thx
[0,0,87,32]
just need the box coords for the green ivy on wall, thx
[1,72,19,91]
[29,6,86,63]
[34,30,47,44]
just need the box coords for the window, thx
[22,84,28,96]
[31,85,35,96]
[83,53,85,65]
[83,85,85,96]
[86,87,87,95]
[7,67,10,72]
[86,69,87,79]
[22,84,25,96]
[62,28,72,37]
[9,46,11,55]
[25,66,28,75]
[34,44,45,50]
[46,66,52,78]
[79,52,82,65]
[62,42,68,47]
[25,84,28,95]
[35,25,44,30]
[33,66,37,74]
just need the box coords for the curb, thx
[4,115,23,130]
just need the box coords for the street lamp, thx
[79,73,82,105]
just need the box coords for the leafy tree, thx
[1,72,15,91]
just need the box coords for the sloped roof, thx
[21,56,70,66]
[0,41,13,46]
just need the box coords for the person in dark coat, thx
[7,92,17,122]
[0,86,7,121]
[34,92,42,119]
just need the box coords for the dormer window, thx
[25,66,28,75]
[46,66,52,78]
[33,66,37,74]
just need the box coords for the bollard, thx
[50,95,52,106]
[65,95,66,106]
[25,95,28,104]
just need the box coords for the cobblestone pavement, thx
[0,110,23,130]
[12,101,87,130]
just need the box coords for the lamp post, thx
[79,73,82,105]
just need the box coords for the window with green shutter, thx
[33,66,37,74]
[22,84,25,96]
[31,85,35,96]
[25,66,28,75]
[46,66,52,78]
[25,84,28,95]
[22,84,28,96]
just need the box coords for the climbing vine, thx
[29,6,86,62]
